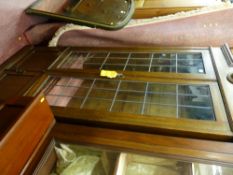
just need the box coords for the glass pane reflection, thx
[192,164,233,175]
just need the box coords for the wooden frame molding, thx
[210,46,233,131]
[49,47,216,81]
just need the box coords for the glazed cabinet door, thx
[25,124,233,175]
[26,47,233,140]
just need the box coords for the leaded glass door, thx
[26,46,233,140]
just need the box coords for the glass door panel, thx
[55,50,208,75]
[44,76,216,121]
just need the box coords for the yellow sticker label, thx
[100,70,118,79]
[40,97,45,103]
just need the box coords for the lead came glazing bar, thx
[123,53,131,71]
[141,82,149,115]
[53,77,73,106]
[149,53,154,72]
[99,52,110,70]
[80,79,96,108]
[176,84,179,118]
[57,51,73,68]
[109,80,122,112]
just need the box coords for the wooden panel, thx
[0,94,55,175]
[10,47,66,72]
[0,73,39,101]
[21,128,53,175]
[0,97,32,140]
[0,46,33,75]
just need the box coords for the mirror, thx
[26,0,135,30]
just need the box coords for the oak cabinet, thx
[0,45,233,140]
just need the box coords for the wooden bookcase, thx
[0,45,233,141]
